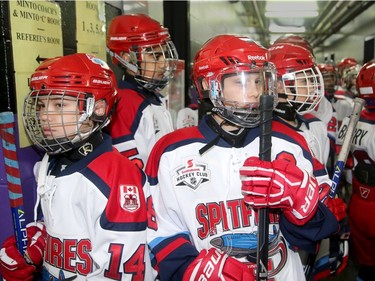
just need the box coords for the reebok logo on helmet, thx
[248,55,265,61]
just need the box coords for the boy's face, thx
[284,70,318,104]
[221,72,263,106]
[322,73,336,93]
[36,96,90,140]
[141,45,172,81]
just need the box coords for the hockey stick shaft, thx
[256,95,273,281]
[0,112,27,254]
[329,97,365,199]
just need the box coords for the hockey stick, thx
[256,94,274,281]
[304,97,365,280]
[328,97,365,198]
[0,112,27,255]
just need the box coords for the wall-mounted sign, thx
[9,0,63,147]
[76,1,106,61]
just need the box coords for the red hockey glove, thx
[183,248,255,281]
[326,197,347,222]
[0,222,46,281]
[240,157,319,225]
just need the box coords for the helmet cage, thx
[318,64,338,94]
[281,66,324,114]
[209,63,277,128]
[134,41,178,92]
[23,89,98,155]
[109,40,178,92]
[342,65,360,91]
[321,71,338,94]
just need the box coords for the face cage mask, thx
[282,66,324,114]
[23,89,96,155]
[110,40,178,93]
[209,63,277,128]
[322,72,338,95]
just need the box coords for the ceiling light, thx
[266,1,318,12]
[269,23,306,33]
[265,1,318,18]
[265,11,318,18]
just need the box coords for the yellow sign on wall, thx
[76,1,106,61]
[9,0,63,147]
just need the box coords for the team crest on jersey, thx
[120,185,140,212]
[173,159,210,190]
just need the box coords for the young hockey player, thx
[335,58,360,128]
[106,13,179,170]
[0,53,154,280]
[337,62,375,281]
[268,43,348,280]
[145,34,339,281]
[316,63,339,176]
[268,42,329,166]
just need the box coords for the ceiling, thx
[234,0,374,50]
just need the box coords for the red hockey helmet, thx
[337,57,358,76]
[342,64,361,92]
[273,34,314,55]
[107,14,178,92]
[192,34,276,128]
[317,63,338,95]
[268,43,323,114]
[23,53,117,154]
[357,61,375,111]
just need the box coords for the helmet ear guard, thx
[106,47,138,73]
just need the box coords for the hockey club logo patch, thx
[120,185,140,212]
[174,159,210,190]
[78,142,93,156]
[359,186,370,199]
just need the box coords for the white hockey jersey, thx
[313,96,338,141]
[146,116,332,281]
[336,109,375,184]
[176,107,199,129]
[107,82,174,170]
[298,114,331,166]
[334,95,354,126]
[34,135,155,280]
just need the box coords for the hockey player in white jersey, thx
[106,14,179,170]
[268,43,348,280]
[336,62,375,281]
[335,58,360,128]
[145,35,339,281]
[0,54,154,281]
[316,63,339,177]
[268,42,329,166]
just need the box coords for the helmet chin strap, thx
[199,114,248,155]
[273,101,296,121]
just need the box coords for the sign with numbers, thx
[76,1,106,61]
[9,0,63,147]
